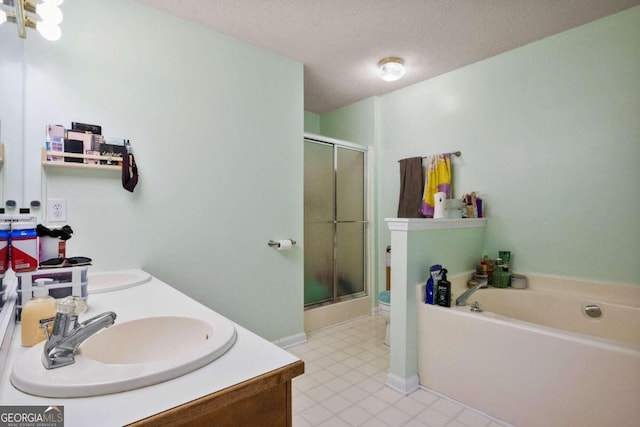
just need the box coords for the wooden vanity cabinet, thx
[129,360,304,427]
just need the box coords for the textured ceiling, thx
[135,0,640,114]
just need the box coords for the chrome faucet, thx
[455,280,487,306]
[41,310,116,369]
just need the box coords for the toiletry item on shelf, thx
[66,130,93,163]
[433,192,446,219]
[37,224,73,263]
[11,221,39,272]
[100,138,127,166]
[63,138,84,163]
[71,122,102,135]
[499,251,511,270]
[0,222,9,274]
[21,280,56,347]
[461,192,484,218]
[493,269,512,288]
[511,274,528,289]
[46,124,65,162]
[436,269,451,307]
[425,264,443,304]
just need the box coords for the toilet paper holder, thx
[268,239,296,248]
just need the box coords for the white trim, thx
[272,332,307,349]
[385,217,487,231]
[304,132,368,152]
[386,373,420,395]
[418,385,514,426]
[304,297,371,332]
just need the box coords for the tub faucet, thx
[41,310,116,369]
[455,280,487,306]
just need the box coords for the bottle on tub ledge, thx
[425,264,443,305]
[436,269,451,307]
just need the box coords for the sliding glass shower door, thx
[304,139,367,307]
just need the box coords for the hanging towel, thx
[397,157,425,218]
[420,153,452,217]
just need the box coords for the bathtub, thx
[416,276,640,427]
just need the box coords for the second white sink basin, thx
[87,269,152,294]
[11,315,236,397]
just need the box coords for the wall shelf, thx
[385,217,487,231]
[41,147,121,171]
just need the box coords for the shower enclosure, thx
[304,137,367,308]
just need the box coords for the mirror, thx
[0,141,3,206]
[0,24,26,210]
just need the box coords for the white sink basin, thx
[10,315,236,397]
[87,269,151,294]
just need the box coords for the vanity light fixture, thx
[0,0,63,41]
[378,57,405,82]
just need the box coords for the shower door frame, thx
[303,133,371,310]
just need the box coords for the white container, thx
[10,221,38,272]
[445,199,463,219]
[433,192,446,219]
[511,274,528,289]
[16,266,88,321]
[0,222,9,274]
[39,235,66,263]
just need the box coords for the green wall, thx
[304,111,320,134]
[1,0,304,342]
[321,7,640,288]
[319,97,378,146]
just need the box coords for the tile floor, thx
[288,315,509,427]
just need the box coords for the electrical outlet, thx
[47,198,67,222]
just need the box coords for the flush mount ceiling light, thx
[0,0,64,41]
[378,57,405,82]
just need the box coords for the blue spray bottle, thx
[425,264,443,304]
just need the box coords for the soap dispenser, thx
[21,280,57,347]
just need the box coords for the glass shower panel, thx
[304,142,335,222]
[335,147,365,298]
[304,222,335,305]
[304,142,335,306]
[336,147,365,222]
[336,222,365,297]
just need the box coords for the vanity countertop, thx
[0,274,302,426]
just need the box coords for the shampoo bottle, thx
[436,269,451,307]
[21,281,57,347]
[425,264,442,304]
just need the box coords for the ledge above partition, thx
[385,218,487,231]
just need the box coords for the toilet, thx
[378,290,391,346]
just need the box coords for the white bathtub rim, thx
[508,272,640,307]
[445,271,639,307]
[443,303,640,354]
[419,276,640,351]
